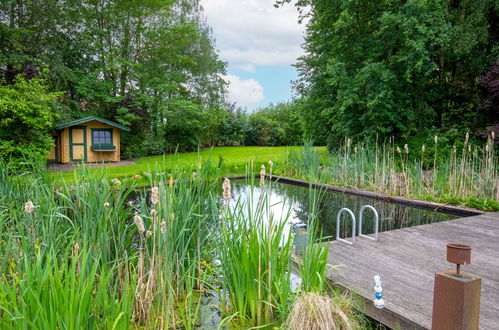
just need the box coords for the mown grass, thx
[55,146,317,182]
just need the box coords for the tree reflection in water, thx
[231,180,456,239]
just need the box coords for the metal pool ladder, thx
[336,208,356,245]
[336,205,379,245]
[358,205,379,241]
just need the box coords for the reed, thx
[287,135,498,209]
[218,173,294,327]
[0,154,361,328]
[0,156,223,328]
[294,183,331,294]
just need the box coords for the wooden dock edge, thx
[292,256,427,330]
[327,277,428,330]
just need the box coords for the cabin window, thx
[92,129,113,145]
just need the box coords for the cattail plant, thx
[222,178,231,201]
[72,241,80,274]
[259,164,266,188]
[25,200,35,214]
[218,174,294,327]
[134,214,145,234]
[287,138,498,208]
[151,187,159,205]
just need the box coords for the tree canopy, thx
[278,0,499,144]
[0,0,228,158]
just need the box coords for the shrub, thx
[0,75,59,169]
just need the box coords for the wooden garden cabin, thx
[47,116,130,163]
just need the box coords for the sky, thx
[201,0,306,111]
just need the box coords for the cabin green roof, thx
[56,116,130,131]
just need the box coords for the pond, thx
[231,179,458,240]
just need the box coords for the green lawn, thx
[55,146,311,181]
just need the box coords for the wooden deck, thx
[325,212,499,330]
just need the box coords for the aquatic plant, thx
[0,157,224,328]
[218,175,294,327]
[291,181,331,294]
[287,134,498,208]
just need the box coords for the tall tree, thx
[278,0,498,143]
[0,0,227,157]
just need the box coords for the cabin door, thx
[69,126,87,162]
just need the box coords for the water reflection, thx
[232,180,457,239]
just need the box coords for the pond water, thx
[231,179,458,239]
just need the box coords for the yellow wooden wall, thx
[57,120,121,163]
[47,139,57,160]
[61,128,69,163]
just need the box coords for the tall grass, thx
[218,172,294,326]
[130,161,221,327]
[294,184,330,294]
[0,156,223,328]
[286,135,498,209]
[0,155,350,328]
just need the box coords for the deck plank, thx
[325,212,499,330]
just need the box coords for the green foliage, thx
[0,157,224,327]
[218,177,294,326]
[1,250,134,329]
[0,0,227,159]
[0,75,59,168]
[244,101,304,146]
[218,108,248,146]
[294,186,330,294]
[278,0,499,142]
[286,138,498,211]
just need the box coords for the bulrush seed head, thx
[134,215,145,233]
[25,201,34,214]
[161,221,166,234]
[422,145,426,153]
[169,176,174,189]
[260,165,266,188]
[222,178,231,200]
[151,187,159,205]
[404,144,409,154]
[465,132,469,144]
[396,146,401,154]
[146,231,152,238]
[492,131,495,140]
[111,178,121,185]
[434,135,438,144]
[150,209,157,219]
[72,241,80,256]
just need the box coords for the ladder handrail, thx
[336,208,356,245]
[358,205,379,241]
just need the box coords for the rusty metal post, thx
[431,244,481,330]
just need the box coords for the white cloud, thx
[202,0,305,71]
[223,74,264,106]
